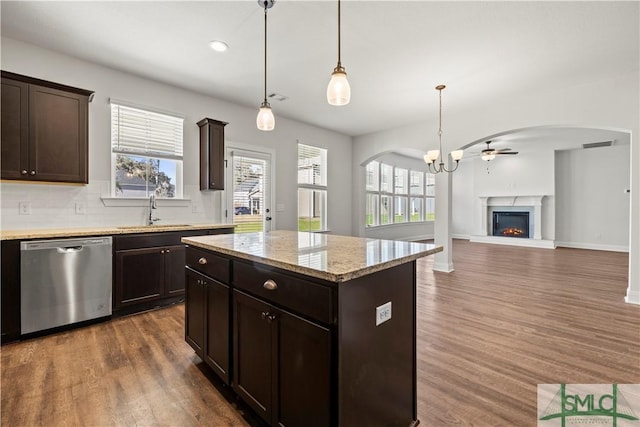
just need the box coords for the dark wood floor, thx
[2,240,637,426]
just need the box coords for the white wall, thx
[555,144,630,251]
[0,38,353,235]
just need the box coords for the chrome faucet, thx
[148,194,161,225]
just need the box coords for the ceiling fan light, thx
[450,149,464,161]
[257,103,275,131]
[481,153,496,162]
[327,68,351,106]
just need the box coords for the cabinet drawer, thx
[233,261,333,325]
[186,247,230,283]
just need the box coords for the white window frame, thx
[365,160,435,227]
[297,143,328,232]
[110,99,184,199]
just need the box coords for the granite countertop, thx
[0,223,234,240]
[183,230,442,283]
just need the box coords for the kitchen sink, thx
[117,224,194,230]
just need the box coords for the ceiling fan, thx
[480,140,518,161]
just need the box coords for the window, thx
[298,143,328,232]
[111,101,183,198]
[365,160,435,227]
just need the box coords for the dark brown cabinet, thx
[185,268,230,384]
[113,228,233,313]
[233,290,331,427]
[197,118,227,191]
[1,71,92,183]
[114,244,184,309]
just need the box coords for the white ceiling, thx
[1,1,638,142]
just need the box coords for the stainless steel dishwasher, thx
[20,236,112,334]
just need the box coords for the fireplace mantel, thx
[470,195,555,248]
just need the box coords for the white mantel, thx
[471,195,555,248]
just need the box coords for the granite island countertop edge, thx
[182,236,443,283]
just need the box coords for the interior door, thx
[225,148,273,233]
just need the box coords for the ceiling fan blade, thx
[498,151,519,155]
[496,148,512,152]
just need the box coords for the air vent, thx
[268,93,288,102]
[583,140,614,149]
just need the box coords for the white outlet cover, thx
[376,301,392,326]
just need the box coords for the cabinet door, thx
[204,277,230,384]
[185,268,205,358]
[114,248,164,309]
[28,84,88,183]
[276,311,332,427]
[1,240,21,343]
[198,118,227,191]
[1,78,29,179]
[164,245,186,296]
[233,290,275,424]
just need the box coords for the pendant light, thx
[327,0,350,106]
[423,85,464,173]
[256,0,275,131]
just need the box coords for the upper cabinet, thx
[197,118,227,191]
[1,71,93,184]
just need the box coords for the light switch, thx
[376,301,392,326]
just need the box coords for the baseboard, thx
[469,235,556,249]
[555,241,629,253]
[625,289,640,305]
[451,233,470,240]
[406,234,434,242]
[433,261,455,273]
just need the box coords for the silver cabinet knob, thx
[166,249,170,253]
[30,170,36,175]
[198,257,207,265]
[263,279,278,291]
[21,170,27,175]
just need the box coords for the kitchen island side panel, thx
[338,261,417,427]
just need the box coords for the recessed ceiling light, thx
[209,40,229,52]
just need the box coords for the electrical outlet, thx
[19,201,31,215]
[376,301,392,326]
[75,202,86,215]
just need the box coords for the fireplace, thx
[493,211,529,238]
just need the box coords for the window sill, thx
[101,197,191,207]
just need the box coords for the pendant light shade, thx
[257,101,275,131]
[327,68,350,106]
[257,0,275,131]
[327,0,350,106]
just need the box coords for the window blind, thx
[111,102,184,160]
[298,143,327,188]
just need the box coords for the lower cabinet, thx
[185,267,230,384]
[114,244,184,308]
[232,290,331,427]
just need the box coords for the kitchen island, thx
[182,230,442,427]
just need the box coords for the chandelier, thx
[423,85,463,173]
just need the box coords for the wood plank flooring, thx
[2,240,638,426]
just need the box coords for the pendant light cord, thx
[263,2,268,103]
[438,87,443,155]
[337,0,341,68]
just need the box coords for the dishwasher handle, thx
[57,246,84,254]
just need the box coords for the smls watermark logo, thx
[538,384,640,427]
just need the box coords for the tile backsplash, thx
[0,180,223,230]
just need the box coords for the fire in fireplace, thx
[493,211,530,238]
